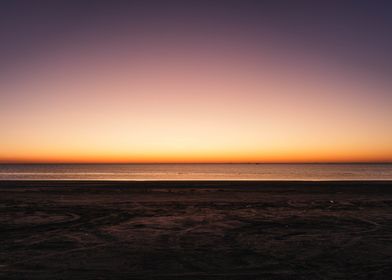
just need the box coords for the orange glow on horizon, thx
[1,32,391,164]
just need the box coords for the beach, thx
[1,181,392,279]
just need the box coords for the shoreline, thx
[1,180,392,193]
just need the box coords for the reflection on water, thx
[0,164,391,180]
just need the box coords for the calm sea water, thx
[0,164,391,180]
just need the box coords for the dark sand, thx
[1,181,392,279]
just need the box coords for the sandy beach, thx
[1,181,392,279]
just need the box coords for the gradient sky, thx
[1,0,392,163]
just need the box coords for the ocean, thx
[0,163,391,180]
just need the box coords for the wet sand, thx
[1,180,392,279]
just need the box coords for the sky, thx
[1,0,391,163]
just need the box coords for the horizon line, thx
[1,162,392,165]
